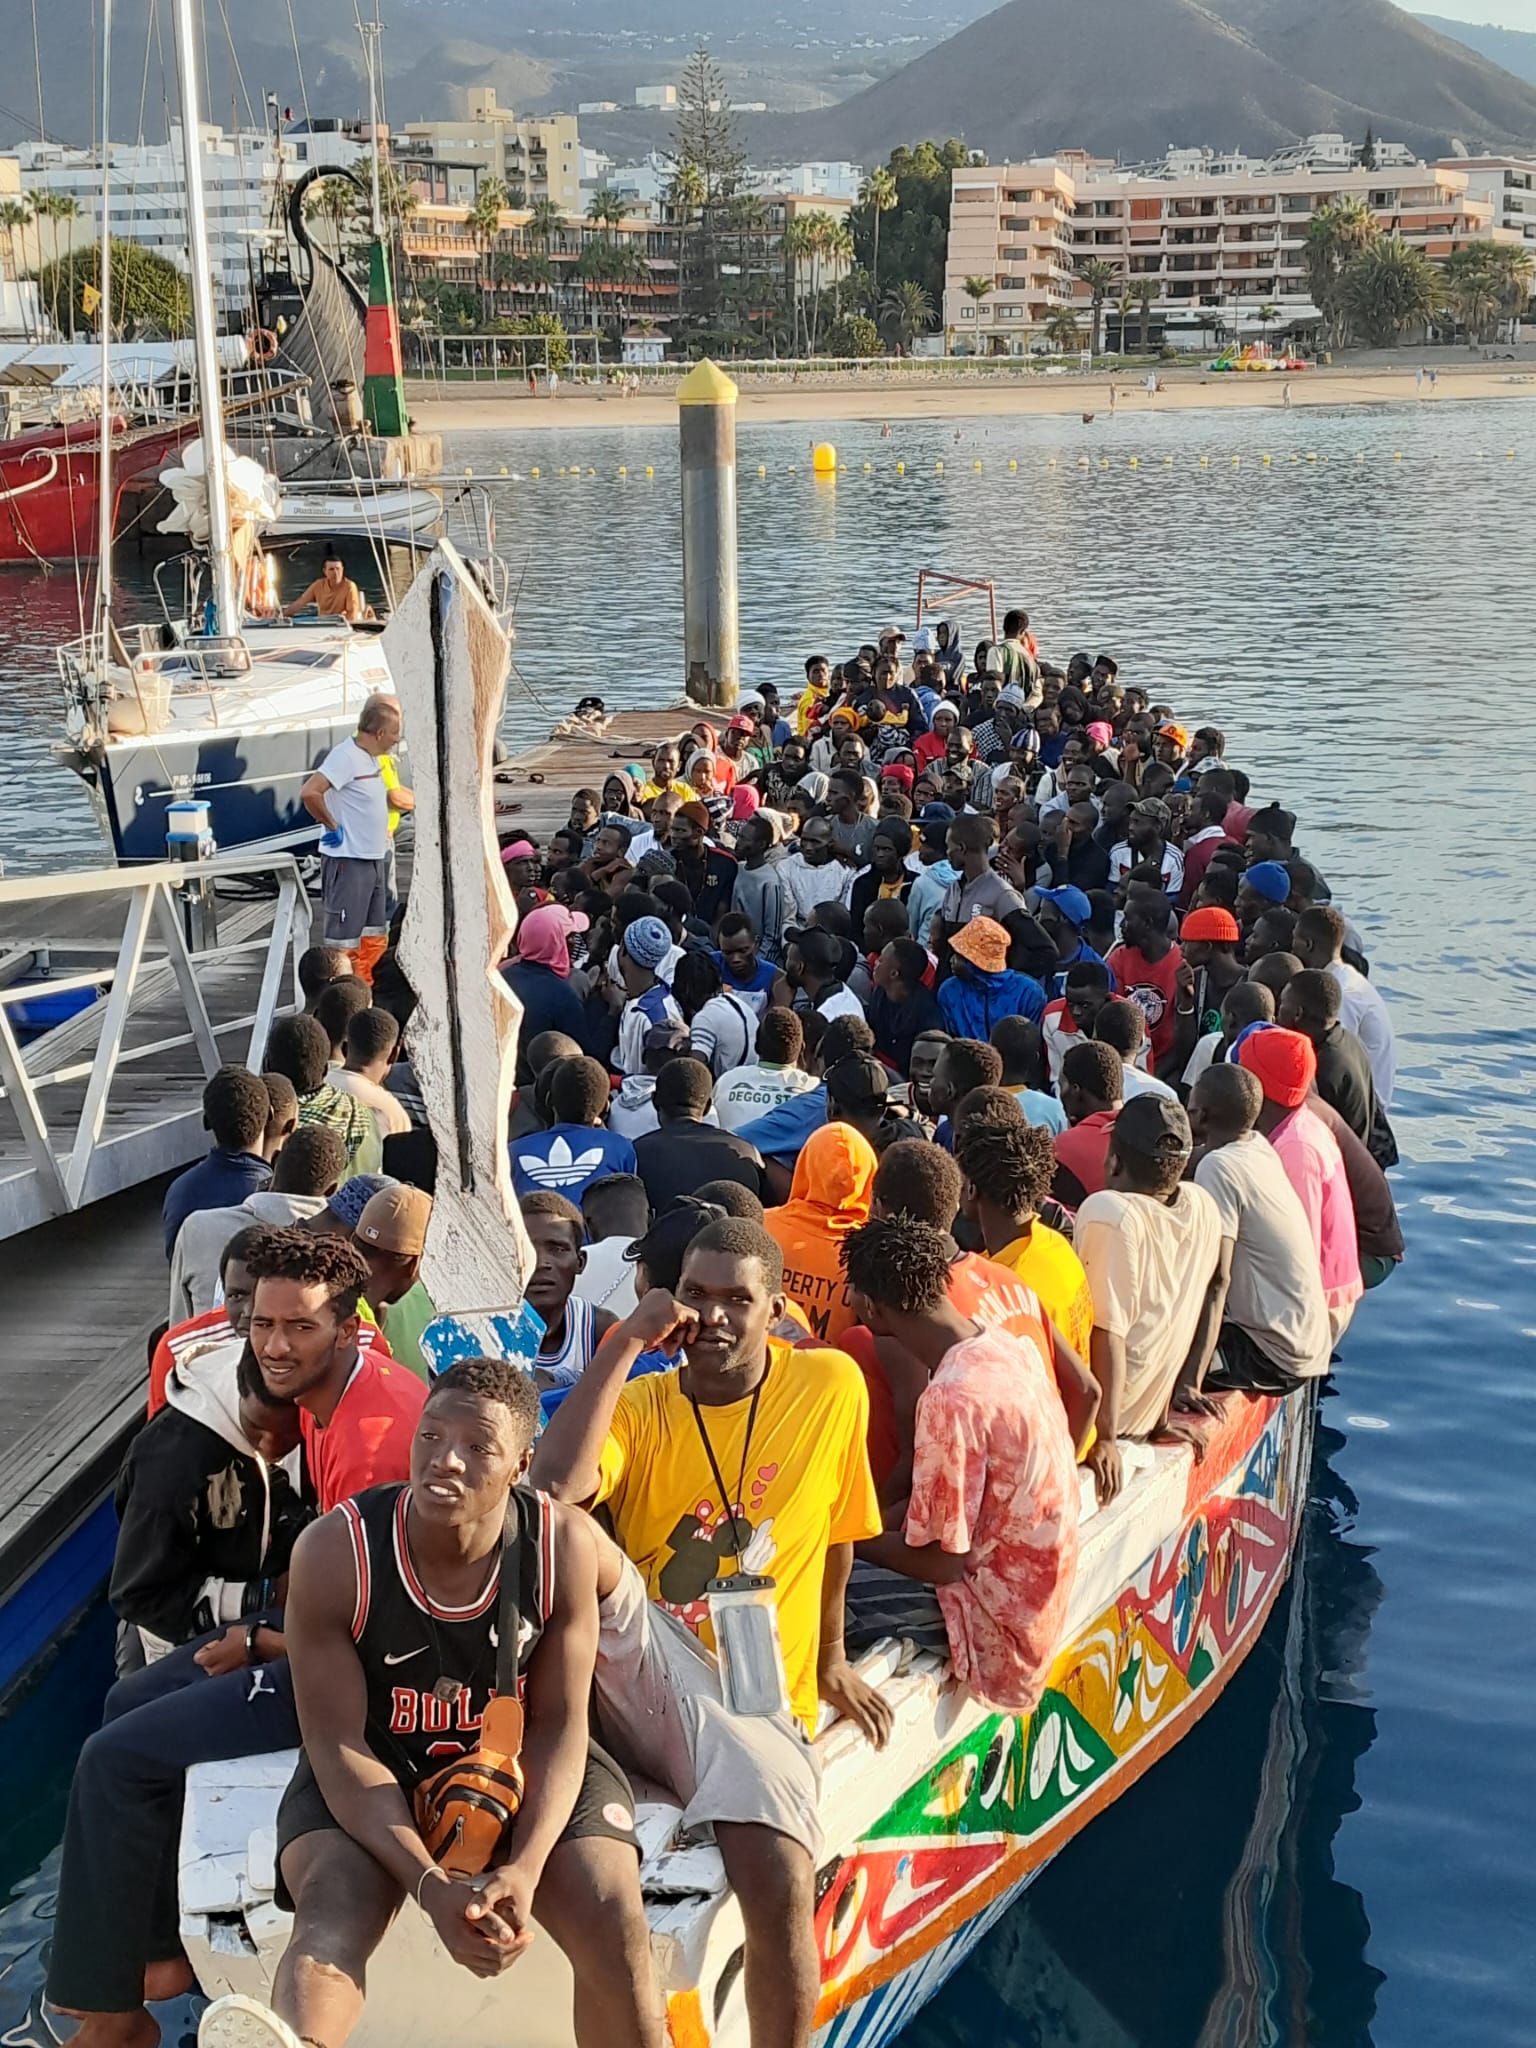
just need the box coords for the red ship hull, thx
[0,415,198,566]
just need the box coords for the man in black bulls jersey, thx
[197,1358,663,2048]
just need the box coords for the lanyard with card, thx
[689,1369,791,1719]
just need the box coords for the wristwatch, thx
[245,1619,264,1666]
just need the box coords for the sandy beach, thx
[408,360,1536,434]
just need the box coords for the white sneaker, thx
[198,1993,306,2048]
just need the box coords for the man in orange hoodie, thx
[763,1123,878,1344]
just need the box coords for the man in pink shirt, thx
[1238,1029,1363,1343]
[838,1214,1088,1713]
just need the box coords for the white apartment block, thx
[16,125,292,320]
[1437,157,1536,241]
[945,150,1504,352]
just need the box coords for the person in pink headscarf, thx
[516,902,588,978]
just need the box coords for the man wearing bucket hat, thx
[938,917,1045,1040]
[1236,1028,1363,1341]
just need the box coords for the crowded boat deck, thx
[38,546,1402,2048]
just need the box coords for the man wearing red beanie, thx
[1237,1027,1363,1342]
[1170,905,1247,1076]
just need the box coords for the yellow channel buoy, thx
[812,442,837,476]
[645,466,654,477]
[531,467,540,479]
[758,464,767,477]
[1008,458,1017,471]
[1128,456,1138,468]
[896,460,905,474]
[618,466,627,478]
[936,460,944,472]
[974,460,982,471]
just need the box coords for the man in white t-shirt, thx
[1073,1094,1226,1505]
[301,693,406,983]
[1188,1064,1332,1392]
[713,1006,817,1132]
[1294,905,1396,1110]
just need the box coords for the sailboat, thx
[52,0,467,864]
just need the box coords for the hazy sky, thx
[1421,0,1536,25]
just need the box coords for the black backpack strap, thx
[494,1491,524,1699]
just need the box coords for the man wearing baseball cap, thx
[1033,883,1114,1001]
[1237,1028,1363,1341]
[1072,1094,1227,1505]
[353,1185,437,1378]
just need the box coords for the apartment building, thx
[400,202,681,332]
[15,125,293,319]
[943,160,1077,351]
[945,151,1502,351]
[1437,157,1536,242]
[399,91,580,214]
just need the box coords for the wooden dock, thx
[491,704,727,842]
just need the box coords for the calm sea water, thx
[2,397,1534,2046]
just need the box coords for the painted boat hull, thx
[180,1389,1313,2048]
[0,418,197,565]
[68,719,354,863]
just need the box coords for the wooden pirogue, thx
[178,542,1317,2048]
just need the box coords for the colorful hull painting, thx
[179,1392,1311,2048]
[794,1390,1310,2048]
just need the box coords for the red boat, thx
[0,413,199,566]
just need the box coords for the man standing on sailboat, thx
[302,695,409,986]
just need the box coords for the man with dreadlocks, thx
[838,1215,1088,1712]
[952,1106,1095,1366]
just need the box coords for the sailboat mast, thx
[94,0,114,659]
[171,0,240,638]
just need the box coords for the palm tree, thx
[860,164,897,303]
[782,214,815,354]
[528,196,564,250]
[608,240,652,336]
[586,185,626,237]
[1074,256,1117,358]
[1132,276,1157,353]
[1304,197,1379,346]
[1445,240,1536,341]
[33,192,81,336]
[821,216,855,332]
[1042,306,1083,354]
[1256,301,1280,351]
[881,278,934,353]
[466,176,508,320]
[0,198,32,338]
[962,274,993,352]
[1337,238,1441,348]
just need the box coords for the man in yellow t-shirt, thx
[636,737,694,805]
[533,1216,888,2048]
[954,1105,1095,1362]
